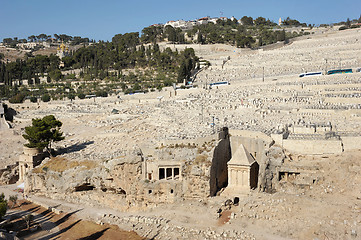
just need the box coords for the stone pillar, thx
[233,170,237,186]
[143,159,147,180]
[243,170,247,187]
[246,169,250,186]
[19,164,23,182]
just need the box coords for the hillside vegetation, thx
[1,15,359,102]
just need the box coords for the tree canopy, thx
[282,17,307,27]
[23,115,64,152]
[0,15,313,101]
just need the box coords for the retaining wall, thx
[282,139,343,154]
[342,136,361,151]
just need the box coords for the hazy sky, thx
[1,0,360,41]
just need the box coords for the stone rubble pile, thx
[97,213,256,240]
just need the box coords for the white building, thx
[17,42,38,50]
[165,19,195,30]
[56,41,69,59]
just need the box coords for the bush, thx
[68,93,75,100]
[65,73,76,80]
[41,94,51,102]
[9,195,17,208]
[0,193,6,219]
[96,90,108,97]
[30,96,37,103]
[23,214,33,229]
[77,93,85,99]
[124,89,133,94]
[9,93,26,103]
[49,69,63,81]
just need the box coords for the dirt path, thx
[0,184,143,239]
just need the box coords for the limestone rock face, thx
[0,164,18,184]
[190,165,203,176]
[24,127,292,211]
[262,146,287,193]
[24,137,218,210]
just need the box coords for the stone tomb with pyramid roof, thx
[223,140,259,196]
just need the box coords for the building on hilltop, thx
[197,17,210,25]
[56,41,69,59]
[164,20,194,30]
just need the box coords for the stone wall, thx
[342,136,361,151]
[282,139,343,154]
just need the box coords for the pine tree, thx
[346,18,351,27]
[197,32,204,44]
[177,61,187,83]
[23,115,64,153]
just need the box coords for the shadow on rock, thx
[56,141,94,155]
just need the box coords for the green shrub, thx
[9,93,26,103]
[68,93,75,100]
[0,193,7,219]
[41,94,51,102]
[30,96,37,103]
[65,73,76,80]
[78,93,85,99]
[49,69,63,81]
[96,91,108,97]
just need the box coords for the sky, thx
[1,0,360,42]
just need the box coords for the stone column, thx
[19,164,23,182]
[243,170,247,187]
